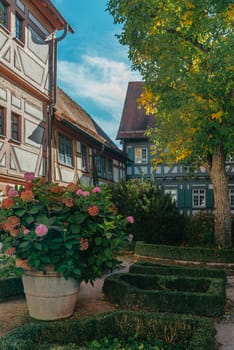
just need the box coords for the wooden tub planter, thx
[0,310,215,350]
[103,273,226,317]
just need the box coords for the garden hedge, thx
[135,242,234,264]
[129,261,227,281]
[0,277,24,301]
[0,310,215,350]
[103,273,226,317]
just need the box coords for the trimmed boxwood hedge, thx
[0,310,215,350]
[129,261,227,281]
[103,273,226,317]
[135,242,234,264]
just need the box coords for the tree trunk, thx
[206,146,232,248]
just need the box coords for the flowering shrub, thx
[0,173,134,283]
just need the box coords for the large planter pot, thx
[22,268,80,320]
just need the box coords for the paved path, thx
[0,257,234,349]
[215,275,234,350]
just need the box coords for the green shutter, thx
[127,147,134,164]
[206,189,214,208]
[178,189,185,208]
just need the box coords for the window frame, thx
[192,188,206,208]
[135,147,148,164]
[229,188,234,208]
[108,159,113,181]
[0,105,6,137]
[11,112,21,142]
[165,188,178,205]
[96,154,106,179]
[58,133,73,167]
[0,0,10,31]
[15,11,25,43]
[81,143,88,172]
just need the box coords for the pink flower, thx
[24,172,35,182]
[92,187,101,193]
[126,216,134,224]
[23,229,30,235]
[35,224,48,237]
[5,185,13,193]
[4,247,16,255]
[76,189,83,195]
[7,188,19,198]
[82,191,90,197]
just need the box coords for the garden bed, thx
[0,310,215,350]
[130,261,227,280]
[103,273,226,317]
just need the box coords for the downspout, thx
[48,24,69,182]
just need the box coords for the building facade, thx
[52,87,126,186]
[0,0,125,202]
[0,0,73,197]
[117,82,234,215]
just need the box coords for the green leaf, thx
[95,237,102,245]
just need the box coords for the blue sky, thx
[52,0,140,145]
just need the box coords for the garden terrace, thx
[0,310,215,350]
[103,273,226,317]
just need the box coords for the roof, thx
[30,0,74,33]
[117,82,155,140]
[55,87,121,153]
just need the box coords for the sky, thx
[52,0,141,146]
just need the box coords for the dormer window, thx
[0,1,9,29]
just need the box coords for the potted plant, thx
[0,173,134,320]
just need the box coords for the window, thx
[81,144,88,171]
[108,159,113,181]
[97,155,106,178]
[15,13,24,42]
[0,106,6,136]
[11,113,21,141]
[135,147,148,164]
[58,133,73,167]
[229,189,234,207]
[165,189,178,204]
[192,189,206,208]
[0,1,9,29]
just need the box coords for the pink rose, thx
[92,187,101,193]
[4,247,16,255]
[7,188,19,198]
[24,172,35,182]
[127,216,134,224]
[35,224,48,237]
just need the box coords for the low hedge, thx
[0,277,24,301]
[135,242,234,264]
[129,261,227,281]
[103,273,226,317]
[0,310,215,350]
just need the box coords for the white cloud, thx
[57,55,141,121]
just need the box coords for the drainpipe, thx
[47,24,69,183]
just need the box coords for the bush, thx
[110,179,186,244]
[184,212,215,247]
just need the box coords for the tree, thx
[107,0,234,247]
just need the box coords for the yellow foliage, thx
[210,110,223,122]
[180,11,193,26]
[139,89,159,116]
[225,4,234,24]
[184,1,195,9]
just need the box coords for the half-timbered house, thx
[117,82,234,215]
[0,0,73,199]
[53,87,126,186]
